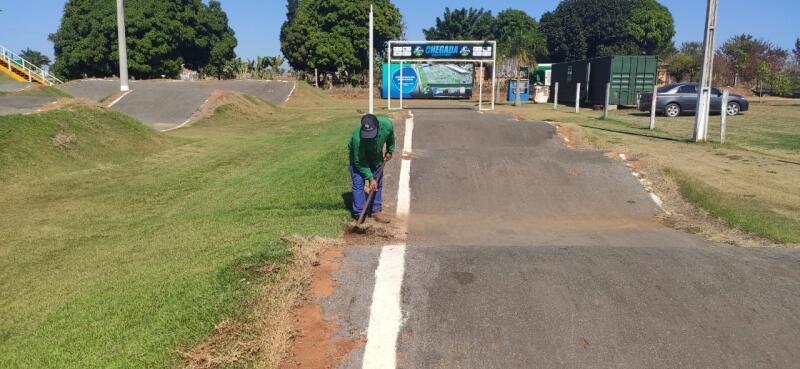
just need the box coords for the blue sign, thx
[381,64,418,99]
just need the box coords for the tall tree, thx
[49,0,237,79]
[794,38,800,62]
[280,0,402,82]
[198,1,238,78]
[19,48,52,68]
[494,9,548,106]
[540,0,675,62]
[666,41,702,82]
[423,7,496,41]
[718,34,787,86]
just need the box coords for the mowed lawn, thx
[0,87,359,368]
[501,99,800,244]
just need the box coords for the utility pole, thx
[368,4,374,114]
[693,0,719,142]
[116,0,130,92]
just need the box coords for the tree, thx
[624,0,675,55]
[540,0,675,62]
[494,9,548,106]
[423,7,496,41]
[49,0,237,80]
[19,48,51,68]
[718,34,787,86]
[770,72,792,97]
[280,0,402,84]
[666,41,702,82]
[198,1,238,79]
[267,55,285,77]
[794,38,800,62]
[756,60,771,98]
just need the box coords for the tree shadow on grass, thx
[582,124,690,143]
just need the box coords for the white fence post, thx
[603,82,611,119]
[575,83,581,113]
[720,90,729,144]
[553,82,559,110]
[649,85,658,130]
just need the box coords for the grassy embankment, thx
[500,100,800,244]
[0,84,364,368]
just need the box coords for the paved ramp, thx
[325,109,800,369]
[61,79,295,130]
[0,95,56,115]
[0,80,31,92]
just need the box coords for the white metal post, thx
[554,82,559,110]
[387,43,392,110]
[368,4,374,114]
[315,68,318,88]
[585,62,592,103]
[603,82,611,119]
[116,0,130,92]
[491,43,496,110]
[399,61,403,110]
[649,85,658,130]
[720,90,729,144]
[575,83,581,113]
[479,61,483,111]
[693,0,719,142]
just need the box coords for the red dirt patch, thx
[280,247,364,369]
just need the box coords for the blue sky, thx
[0,0,796,60]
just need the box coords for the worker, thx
[348,113,395,223]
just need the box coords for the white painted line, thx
[284,82,297,103]
[161,96,211,132]
[107,89,132,108]
[396,111,414,217]
[362,244,406,369]
[650,193,665,211]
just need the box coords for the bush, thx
[770,73,792,97]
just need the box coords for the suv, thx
[639,83,749,117]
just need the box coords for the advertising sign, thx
[390,43,494,60]
[381,63,473,99]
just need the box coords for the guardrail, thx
[0,44,64,86]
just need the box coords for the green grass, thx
[0,90,359,369]
[672,170,800,243]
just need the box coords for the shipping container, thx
[550,55,658,106]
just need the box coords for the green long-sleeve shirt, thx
[348,115,396,180]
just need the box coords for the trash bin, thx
[533,85,550,103]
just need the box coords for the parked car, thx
[639,83,749,117]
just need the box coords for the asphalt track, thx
[62,79,295,130]
[0,79,294,130]
[326,109,800,369]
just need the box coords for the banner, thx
[381,63,473,99]
[390,43,494,60]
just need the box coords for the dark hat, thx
[360,114,379,139]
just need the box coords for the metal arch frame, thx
[386,40,497,111]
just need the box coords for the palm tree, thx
[267,56,285,78]
[19,48,51,69]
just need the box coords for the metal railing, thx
[0,44,64,85]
